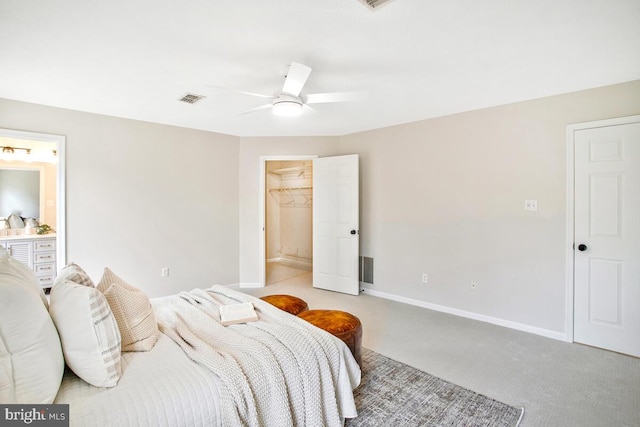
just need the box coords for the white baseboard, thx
[267,256,312,271]
[238,282,263,289]
[280,256,311,271]
[361,287,567,342]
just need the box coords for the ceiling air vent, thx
[178,93,205,104]
[357,0,395,10]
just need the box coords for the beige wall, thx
[1,79,639,335]
[265,161,282,260]
[337,80,640,335]
[0,98,240,297]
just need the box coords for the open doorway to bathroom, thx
[265,159,313,286]
[0,128,66,294]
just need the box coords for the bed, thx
[0,250,361,426]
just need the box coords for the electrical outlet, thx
[471,281,477,290]
[161,267,169,277]
[524,200,538,211]
[422,273,428,283]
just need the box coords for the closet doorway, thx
[264,158,314,286]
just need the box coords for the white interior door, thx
[574,121,640,357]
[313,154,359,295]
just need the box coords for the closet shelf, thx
[269,166,311,176]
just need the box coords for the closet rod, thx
[268,186,312,192]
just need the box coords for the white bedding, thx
[54,286,361,427]
[155,286,360,427]
[55,334,222,426]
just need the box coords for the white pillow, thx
[97,268,160,352]
[55,262,95,288]
[49,279,122,388]
[0,247,64,403]
[0,246,48,307]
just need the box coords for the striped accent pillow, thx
[49,279,121,388]
[97,268,160,352]
[54,262,95,287]
[89,292,122,383]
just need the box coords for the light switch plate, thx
[524,200,538,211]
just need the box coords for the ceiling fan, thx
[210,62,359,117]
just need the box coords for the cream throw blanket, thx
[153,285,360,427]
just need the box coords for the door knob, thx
[577,244,588,252]
[350,230,357,235]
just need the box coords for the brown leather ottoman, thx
[259,294,309,315]
[298,309,362,367]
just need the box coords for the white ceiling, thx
[1,0,639,137]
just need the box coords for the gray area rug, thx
[346,348,524,427]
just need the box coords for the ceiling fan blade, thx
[305,91,361,104]
[237,103,272,115]
[303,104,319,115]
[281,62,312,97]
[206,85,273,99]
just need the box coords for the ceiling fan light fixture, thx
[272,98,303,117]
[273,101,303,116]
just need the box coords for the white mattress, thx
[54,334,222,427]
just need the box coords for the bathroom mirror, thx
[0,166,45,222]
